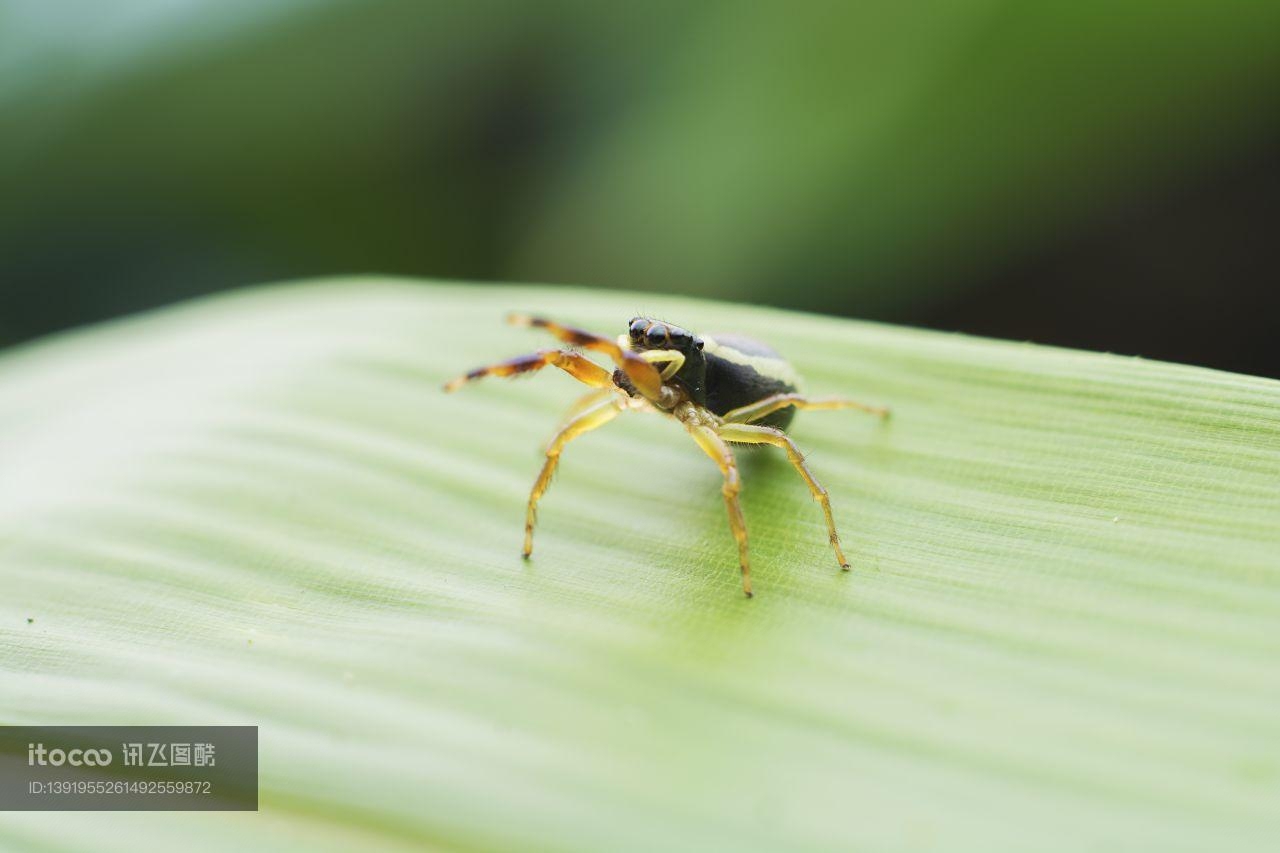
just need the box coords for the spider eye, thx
[628,318,647,340]
[694,338,704,350]
[646,325,669,347]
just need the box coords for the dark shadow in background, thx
[1,3,1277,379]
[924,133,1280,379]
[8,126,1277,379]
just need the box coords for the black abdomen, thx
[703,334,799,431]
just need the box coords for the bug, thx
[443,314,888,597]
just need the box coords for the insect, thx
[443,314,888,597]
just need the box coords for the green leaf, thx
[2,279,1278,850]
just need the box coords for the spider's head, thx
[626,317,703,356]
[622,317,708,404]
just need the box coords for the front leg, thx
[443,349,614,392]
[507,314,670,405]
[524,394,627,558]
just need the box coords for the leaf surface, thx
[2,280,1278,851]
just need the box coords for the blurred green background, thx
[2,0,1278,376]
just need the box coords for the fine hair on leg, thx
[717,422,849,569]
[508,314,667,403]
[443,349,615,392]
[524,395,627,558]
[685,421,753,597]
[721,393,889,425]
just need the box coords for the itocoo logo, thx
[27,743,113,767]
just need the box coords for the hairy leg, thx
[555,388,618,426]
[717,422,849,569]
[508,314,668,404]
[685,421,753,597]
[524,395,626,558]
[721,393,888,425]
[443,349,614,393]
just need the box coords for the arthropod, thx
[443,314,888,596]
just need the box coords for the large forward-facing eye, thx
[628,318,647,341]
[646,325,669,347]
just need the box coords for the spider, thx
[443,314,888,597]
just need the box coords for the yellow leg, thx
[508,314,667,403]
[717,422,850,570]
[639,349,685,379]
[443,349,614,392]
[524,395,625,558]
[686,422,753,597]
[555,388,617,426]
[721,393,889,424]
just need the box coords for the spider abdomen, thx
[702,334,801,431]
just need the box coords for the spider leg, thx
[685,421,753,597]
[720,392,889,424]
[555,388,618,426]
[524,394,627,559]
[507,314,666,403]
[442,349,614,392]
[638,348,685,380]
[717,422,850,570]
